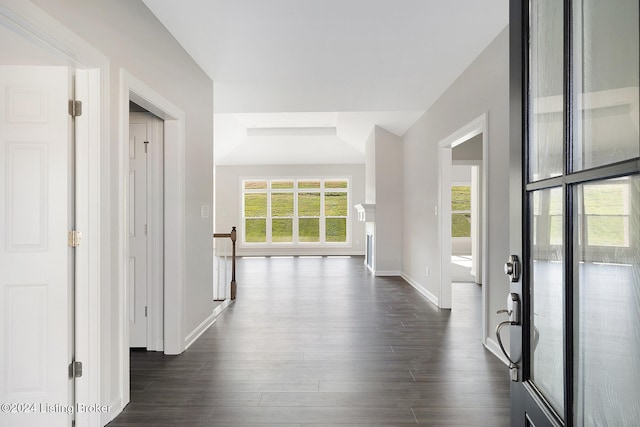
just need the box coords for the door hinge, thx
[145,306,148,317]
[68,361,83,379]
[144,140,149,153]
[68,230,83,248]
[69,100,83,117]
[144,224,148,235]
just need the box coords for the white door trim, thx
[146,113,165,352]
[0,1,108,426]
[438,113,490,343]
[74,67,105,427]
[119,69,186,404]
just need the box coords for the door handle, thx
[504,292,520,324]
[496,293,521,381]
[504,254,521,282]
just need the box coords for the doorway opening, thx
[120,70,187,407]
[438,114,489,344]
[450,135,483,285]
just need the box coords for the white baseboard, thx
[103,396,123,426]
[484,336,510,366]
[212,299,234,317]
[235,250,366,257]
[374,270,401,276]
[401,273,439,307]
[184,312,217,350]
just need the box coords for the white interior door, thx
[0,66,72,427]
[129,116,148,348]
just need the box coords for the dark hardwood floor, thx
[109,256,509,426]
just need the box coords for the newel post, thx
[230,226,237,300]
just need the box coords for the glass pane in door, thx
[529,0,564,182]
[574,176,640,426]
[530,187,565,416]
[572,0,640,171]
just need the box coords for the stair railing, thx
[213,226,237,300]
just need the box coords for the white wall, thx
[28,0,214,417]
[373,126,403,274]
[452,133,483,161]
[215,164,366,256]
[451,165,472,183]
[365,129,376,204]
[402,27,510,354]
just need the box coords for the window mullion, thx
[320,184,326,243]
[266,187,272,244]
[293,184,299,243]
[564,0,574,422]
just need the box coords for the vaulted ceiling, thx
[142,0,508,164]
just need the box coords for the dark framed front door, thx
[509,0,640,425]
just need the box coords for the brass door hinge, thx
[68,230,83,248]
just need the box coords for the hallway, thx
[110,256,509,426]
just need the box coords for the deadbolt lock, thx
[504,254,521,282]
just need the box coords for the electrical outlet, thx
[425,267,429,277]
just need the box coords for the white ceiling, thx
[142,0,508,165]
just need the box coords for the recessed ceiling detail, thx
[246,127,337,137]
[142,0,509,164]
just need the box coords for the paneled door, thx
[129,113,149,349]
[0,66,73,426]
[509,0,640,425]
[128,111,164,352]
